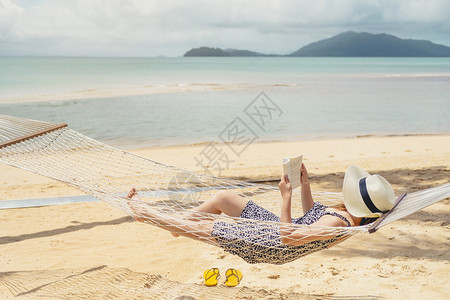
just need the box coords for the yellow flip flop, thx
[224,268,243,287]
[203,268,221,286]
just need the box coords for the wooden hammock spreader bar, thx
[0,123,68,150]
[368,193,407,233]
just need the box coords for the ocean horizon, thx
[1,56,449,149]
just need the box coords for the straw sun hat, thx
[343,165,396,218]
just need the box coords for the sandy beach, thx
[1,135,449,299]
[0,82,265,105]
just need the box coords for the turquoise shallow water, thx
[2,57,450,97]
[0,57,449,148]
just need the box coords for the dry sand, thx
[0,135,449,299]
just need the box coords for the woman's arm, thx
[278,174,293,230]
[280,216,346,245]
[300,163,314,214]
[279,174,292,223]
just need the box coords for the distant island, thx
[184,47,268,57]
[184,32,450,57]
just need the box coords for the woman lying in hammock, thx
[126,164,396,264]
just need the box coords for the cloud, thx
[0,0,22,40]
[1,0,449,56]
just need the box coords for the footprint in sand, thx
[49,240,64,247]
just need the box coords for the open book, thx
[282,154,303,190]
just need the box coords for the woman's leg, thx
[127,188,216,241]
[194,190,249,217]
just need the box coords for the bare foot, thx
[127,188,144,222]
[127,188,179,237]
[127,187,140,200]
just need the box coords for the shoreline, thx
[126,132,449,150]
[0,83,251,105]
[0,82,301,105]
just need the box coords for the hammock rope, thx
[1,114,449,265]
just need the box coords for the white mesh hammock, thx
[1,114,449,265]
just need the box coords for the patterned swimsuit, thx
[211,201,350,265]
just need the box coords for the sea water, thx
[0,57,449,148]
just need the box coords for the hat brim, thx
[343,165,381,217]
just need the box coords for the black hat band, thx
[359,177,383,214]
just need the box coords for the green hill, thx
[290,31,450,57]
[184,32,450,57]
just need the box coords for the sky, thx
[1,0,449,57]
